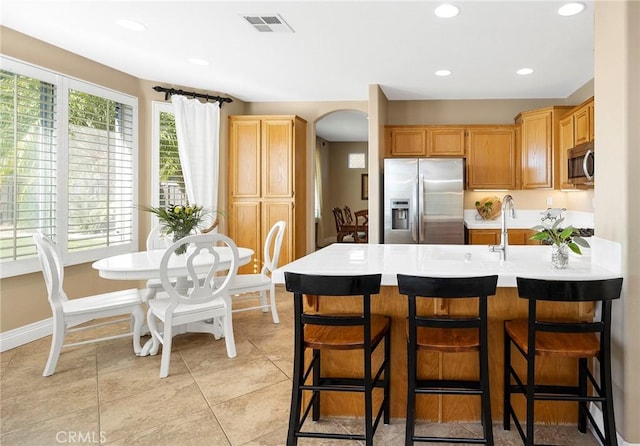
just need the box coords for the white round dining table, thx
[92,246,254,356]
[92,246,254,281]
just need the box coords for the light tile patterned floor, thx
[0,287,600,445]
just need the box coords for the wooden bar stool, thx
[504,277,623,446]
[284,272,391,446]
[397,274,499,445]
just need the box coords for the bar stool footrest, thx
[412,434,488,444]
[416,379,482,395]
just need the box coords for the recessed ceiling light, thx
[116,19,146,32]
[435,69,452,77]
[434,4,460,18]
[558,2,585,16]
[517,68,534,75]
[188,58,209,66]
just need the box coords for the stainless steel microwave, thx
[568,141,594,187]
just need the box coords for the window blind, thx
[0,70,57,263]
[67,89,134,252]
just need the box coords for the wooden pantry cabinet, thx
[466,126,518,189]
[515,106,573,189]
[228,115,307,274]
[385,126,465,157]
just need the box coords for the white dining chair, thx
[143,224,172,301]
[147,233,240,378]
[32,232,145,377]
[227,220,286,324]
[146,223,172,250]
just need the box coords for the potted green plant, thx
[141,203,207,254]
[529,217,590,268]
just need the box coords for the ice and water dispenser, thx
[390,199,410,230]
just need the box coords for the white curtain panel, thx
[171,95,220,228]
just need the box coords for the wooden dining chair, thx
[343,205,354,225]
[354,209,369,243]
[331,207,354,242]
[33,232,145,376]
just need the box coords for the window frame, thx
[0,56,138,278]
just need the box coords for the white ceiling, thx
[1,0,594,141]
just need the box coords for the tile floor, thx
[1,287,600,445]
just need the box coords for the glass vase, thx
[172,230,189,255]
[551,244,569,269]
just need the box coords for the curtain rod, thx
[152,86,233,106]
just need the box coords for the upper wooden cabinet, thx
[515,106,573,189]
[574,105,590,145]
[228,115,307,274]
[573,97,595,145]
[427,127,466,156]
[466,126,518,190]
[385,126,465,157]
[557,97,595,190]
[262,118,295,198]
[588,99,594,141]
[229,118,261,198]
[385,126,427,157]
[558,114,575,189]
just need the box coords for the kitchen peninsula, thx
[272,240,621,423]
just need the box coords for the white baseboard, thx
[0,318,52,352]
[589,403,637,445]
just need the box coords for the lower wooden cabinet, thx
[468,228,540,245]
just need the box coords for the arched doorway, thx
[314,110,368,248]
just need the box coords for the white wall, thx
[594,1,640,442]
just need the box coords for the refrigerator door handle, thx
[418,174,424,243]
[412,177,418,242]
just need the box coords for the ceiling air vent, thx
[241,14,294,33]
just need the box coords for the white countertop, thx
[464,209,594,230]
[272,240,619,288]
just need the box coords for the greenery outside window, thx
[150,101,187,226]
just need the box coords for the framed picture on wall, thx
[361,174,368,200]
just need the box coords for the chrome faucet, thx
[490,194,516,261]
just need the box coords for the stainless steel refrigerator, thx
[383,158,464,244]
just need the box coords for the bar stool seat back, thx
[397,274,498,445]
[504,277,623,446]
[284,272,390,446]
